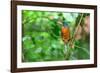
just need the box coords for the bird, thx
[61,21,70,44]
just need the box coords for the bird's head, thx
[63,21,69,27]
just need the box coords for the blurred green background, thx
[22,10,90,62]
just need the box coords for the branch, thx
[69,13,84,44]
[73,13,84,39]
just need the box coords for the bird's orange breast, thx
[61,26,70,44]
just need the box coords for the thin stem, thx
[75,45,89,55]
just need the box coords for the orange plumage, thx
[61,26,70,44]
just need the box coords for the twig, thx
[75,45,89,55]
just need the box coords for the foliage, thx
[22,10,90,62]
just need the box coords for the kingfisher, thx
[61,21,70,44]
